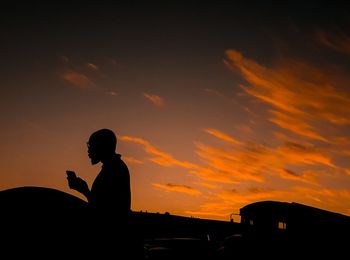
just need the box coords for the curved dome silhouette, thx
[0,186,88,235]
[0,186,87,212]
[0,186,88,229]
[0,186,90,257]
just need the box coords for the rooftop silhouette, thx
[1,186,349,259]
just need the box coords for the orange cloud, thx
[120,48,350,219]
[153,183,202,196]
[290,186,350,215]
[187,184,350,221]
[198,128,336,185]
[63,71,96,88]
[193,181,219,190]
[123,156,143,164]
[119,135,198,169]
[186,188,282,220]
[87,63,98,70]
[315,30,350,55]
[120,135,236,184]
[204,88,225,98]
[189,167,236,184]
[218,188,280,203]
[331,136,350,146]
[143,93,165,107]
[195,142,266,183]
[225,49,350,143]
[269,110,327,142]
[106,91,117,96]
[120,128,348,220]
[276,141,336,168]
[186,202,237,218]
[278,168,319,185]
[235,125,253,134]
[61,56,70,63]
[121,129,337,187]
[205,129,243,145]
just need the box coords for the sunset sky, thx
[2,1,350,221]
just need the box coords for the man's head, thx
[87,128,117,164]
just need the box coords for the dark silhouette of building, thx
[240,200,350,238]
[237,200,350,258]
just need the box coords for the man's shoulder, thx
[105,154,130,176]
[116,154,129,168]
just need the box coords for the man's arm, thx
[76,179,91,202]
[67,172,92,202]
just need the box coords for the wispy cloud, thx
[225,49,350,142]
[194,142,266,183]
[119,135,198,169]
[121,127,338,188]
[186,202,237,218]
[59,56,116,91]
[197,128,337,185]
[205,129,243,145]
[120,135,236,184]
[61,56,70,63]
[315,30,350,55]
[121,126,350,219]
[63,70,96,88]
[276,140,336,168]
[123,156,143,164]
[193,181,218,190]
[106,91,117,96]
[153,183,202,196]
[189,167,237,184]
[269,110,327,142]
[143,93,165,107]
[235,124,253,134]
[187,184,350,220]
[86,63,98,70]
[204,88,225,97]
[279,168,319,185]
[291,186,350,215]
[120,48,350,220]
[186,188,281,219]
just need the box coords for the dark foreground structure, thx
[0,186,237,259]
[1,187,350,259]
[0,186,143,258]
[240,200,350,238]
[1,186,89,258]
[219,201,350,259]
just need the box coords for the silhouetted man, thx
[66,128,132,256]
[67,128,131,218]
